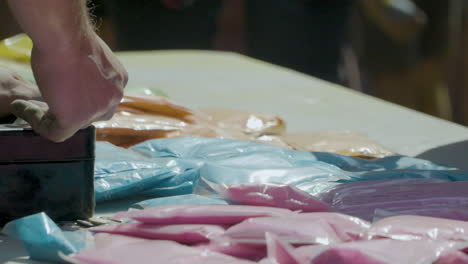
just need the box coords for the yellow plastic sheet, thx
[0,33,32,62]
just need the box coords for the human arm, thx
[7,0,128,142]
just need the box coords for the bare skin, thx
[3,0,128,142]
[0,68,41,118]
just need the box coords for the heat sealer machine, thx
[0,123,95,225]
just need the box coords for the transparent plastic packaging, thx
[372,207,468,222]
[222,216,344,245]
[195,241,267,261]
[293,239,468,264]
[282,131,393,158]
[114,205,293,225]
[289,213,370,241]
[263,233,301,264]
[367,215,468,241]
[94,95,287,149]
[2,212,90,263]
[94,94,393,158]
[94,142,198,203]
[91,223,224,244]
[434,251,468,264]
[221,213,368,246]
[93,138,464,205]
[69,239,255,264]
[205,182,331,212]
[93,233,148,250]
[131,194,228,209]
[319,179,468,221]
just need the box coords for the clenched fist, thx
[12,33,128,142]
[7,0,128,142]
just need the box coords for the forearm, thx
[7,0,93,52]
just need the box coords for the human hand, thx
[0,67,41,118]
[11,32,128,142]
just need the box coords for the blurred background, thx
[0,0,467,125]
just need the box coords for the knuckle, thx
[121,69,129,86]
[23,106,38,116]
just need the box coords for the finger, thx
[36,109,81,142]
[11,99,47,130]
[10,99,70,142]
[27,100,49,109]
[35,110,74,142]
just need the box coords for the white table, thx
[2,50,468,263]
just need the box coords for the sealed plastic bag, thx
[132,194,228,209]
[93,94,395,159]
[373,207,468,222]
[318,178,450,204]
[94,142,174,202]
[94,95,218,148]
[132,137,297,159]
[97,138,466,204]
[223,213,368,245]
[132,137,457,171]
[198,163,348,197]
[91,223,224,244]
[95,95,287,149]
[195,241,267,261]
[434,251,468,264]
[293,239,468,264]
[368,215,468,241]
[310,152,453,172]
[350,170,468,182]
[199,166,467,198]
[93,233,149,249]
[282,131,393,158]
[132,137,414,172]
[206,182,331,212]
[70,239,255,264]
[290,213,370,241]
[94,142,198,202]
[2,212,89,263]
[223,216,342,245]
[115,205,292,225]
[200,108,286,136]
[263,233,301,264]
[320,180,468,220]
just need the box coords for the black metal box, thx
[0,125,95,225]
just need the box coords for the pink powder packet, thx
[195,241,266,261]
[70,239,255,264]
[115,205,293,225]
[373,208,468,222]
[223,216,342,245]
[435,251,468,264]
[368,215,468,241]
[217,183,331,212]
[294,239,468,264]
[93,233,149,249]
[291,213,370,241]
[264,233,301,264]
[91,223,225,244]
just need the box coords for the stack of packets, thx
[5,194,468,263]
[94,95,393,159]
[2,95,468,264]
